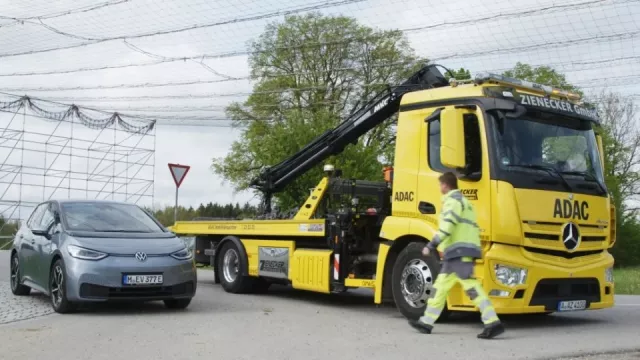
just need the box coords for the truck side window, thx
[428,113,482,176]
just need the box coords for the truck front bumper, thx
[478,243,615,314]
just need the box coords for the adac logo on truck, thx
[553,198,589,220]
[394,191,414,202]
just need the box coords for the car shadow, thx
[71,300,203,316]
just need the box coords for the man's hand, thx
[422,246,430,256]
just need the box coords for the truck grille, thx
[522,221,607,253]
[529,278,601,311]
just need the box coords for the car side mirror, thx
[31,229,51,240]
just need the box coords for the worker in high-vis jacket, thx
[408,172,505,339]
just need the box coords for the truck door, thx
[417,105,493,246]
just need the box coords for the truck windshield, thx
[490,110,606,195]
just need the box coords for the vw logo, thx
[561,222,581,251]
[135,252,147,262]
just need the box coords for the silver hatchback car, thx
[9,199,197,313]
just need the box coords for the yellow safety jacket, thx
[427,189,482,261]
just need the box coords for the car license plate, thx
[557,300,587,312]
[123,274,163,285]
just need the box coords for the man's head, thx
[438,172,458,194]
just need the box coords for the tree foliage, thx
[212,13,424,210]
[148,202,260,227]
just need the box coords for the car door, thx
[32,202,57,289]
[19,203,46,284]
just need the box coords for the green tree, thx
[444,67,471,81]
[503,62,583,95]
[212,12,424,210]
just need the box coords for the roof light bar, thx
[474,72,581,101]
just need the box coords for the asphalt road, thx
[1,250,639,360]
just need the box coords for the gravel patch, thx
[0,280,54,325]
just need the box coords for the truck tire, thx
[217,241,253,294]
[391,241,448,321]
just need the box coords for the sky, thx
[1,0,639,220]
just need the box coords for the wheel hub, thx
[222,249,239,283]
[400,259,434,308]
[50,265,64,307]
[10,256,19,289]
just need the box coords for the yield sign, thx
[168,163,190,188]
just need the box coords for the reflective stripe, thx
[442,210,478,228]
[438,229,451,236]
[449,191,465,210]
[443,242,482,260]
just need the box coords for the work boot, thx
[408,319,433,334]
[477,322,505,339]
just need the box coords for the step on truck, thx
[170,64,615,319]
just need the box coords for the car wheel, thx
[163,298,192,309]
[217,241,253,293]
[49,259,76,314]
[391,241,449,321]
[10,254,31,296]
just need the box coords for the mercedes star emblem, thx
[561,222,581,251]
[135,252,147,262]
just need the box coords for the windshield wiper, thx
[561,171,608,195]
[97,229,153,233]
[506,164,573,192]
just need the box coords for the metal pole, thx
[174,186,178,224]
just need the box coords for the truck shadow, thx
[255,284,610,329]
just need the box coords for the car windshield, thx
[60,202,164,233]
[491,111,605,185]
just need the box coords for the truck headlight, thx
[605,267,614,283]
[494,264,527,287]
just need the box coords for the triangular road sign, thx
[168,163,190,188]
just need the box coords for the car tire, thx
[49,259,76,314]
[164,298,192,309]
[10,253,31,296]
[391,241,449,321]
[217,241,253,294]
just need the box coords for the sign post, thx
[168,163,191,224]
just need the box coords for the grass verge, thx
[614,267,640,295]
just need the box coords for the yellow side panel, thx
[290,249,332,294]
[345,278,376,288]
[171,219,326,237]
[241,240,296,278]
[374,243,390,304]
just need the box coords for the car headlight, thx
[67,245,108,260]
[605,267,614,283]
[170,247,193,261]
[494,264,528,287]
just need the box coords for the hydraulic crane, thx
[251,64,450,213]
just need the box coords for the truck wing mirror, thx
[439,107,467,169]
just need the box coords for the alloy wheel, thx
[50,265,64,308]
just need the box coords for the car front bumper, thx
[64,254,197,302]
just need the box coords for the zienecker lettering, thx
[553,199,589,220]
[520,94,598,120]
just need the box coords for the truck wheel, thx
[391,241,448,321]
[217,241,252,293]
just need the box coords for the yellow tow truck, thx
[171,64,615,319]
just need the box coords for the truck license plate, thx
[123,274,163,285]
[557,300,587,312]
